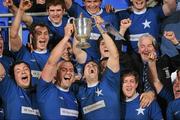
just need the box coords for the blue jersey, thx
[117,6,165,51]
[0,56,13,72]
[0,75,39,120]
[0,56,14,120]
[37,79,79,120]
[167,98,180,120]
[160,22,180,57]
[74,67,120,120]
[33,16,68,49]
[122,93,163,120]
[13,46,50,86]
[68,2,119,62]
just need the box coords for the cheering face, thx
[173,79,180,99]
[47,5,65,24]
[33,26,49,51]
[138,36,156,62]
[0,35,4,56]
[57,61,75,89]
[132,0,146,11]
[84,0,101,14]
[84,61,99,80]
[99,40,109,58]
[122,75,138,98]
[14,63,31,89]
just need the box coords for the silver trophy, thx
[68,16,92,49]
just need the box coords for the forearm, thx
[148,62,163,93]
[10,8,24,51]
[48,36,70,65]
[73,38,87,64]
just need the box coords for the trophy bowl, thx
[70,17,92,49]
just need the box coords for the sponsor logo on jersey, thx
[83,100,106,114]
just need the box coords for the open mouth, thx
[104,49,109,53]
[90,69,94,73]
[21,76,28,81]
[64,76,71,81]
[39,41,46,44]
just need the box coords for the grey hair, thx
[137,33,157,48]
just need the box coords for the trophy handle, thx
[67,17,75,24]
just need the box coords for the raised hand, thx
[105,4,114,13]
[3,0,14,7]
[19,0,32,11]
[164,31,179,45]
[64,23,74,38]
[120,18,132,30]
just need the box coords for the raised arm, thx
[64,0,73,9]
[119,18,132,37]
[95,16,120,72]
[10,0,31,52]
[41,23,74,82]
[72,37,87,64]
[4,0,33,26]
[148,52,163,94]
[162,0,176,16]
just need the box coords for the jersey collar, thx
[34,49,47,54]
[125,92,139,102]
[56,85,69,92]
[133,8,147,15]
[48,17,62,27]
[87,8,103,16]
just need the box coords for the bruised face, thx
[47,5,65,24]
[100,40,109,58]
[56,61,75,89]
[0,35,4,56]
[33,26,49,51]
[84,0,102,14]
[14,63,31,88]
[138,36,156,62]
[132,0,146,12]
[122,75,138,98]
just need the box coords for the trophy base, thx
[76,42,91,49]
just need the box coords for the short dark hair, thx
[9,60,31,80]
[121,70,139,84]
[29,23,50,49]
[46,0,66,10]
